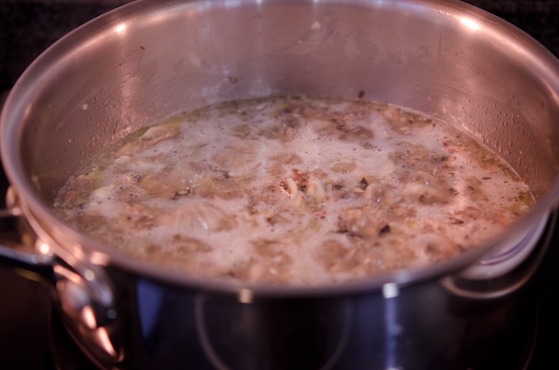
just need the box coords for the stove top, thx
[1,1,559,369]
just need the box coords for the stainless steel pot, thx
[2,0,559,368]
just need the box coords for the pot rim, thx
[2,0,559,297]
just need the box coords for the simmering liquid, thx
[54,96,533,285]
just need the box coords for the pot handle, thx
[0,207,56,282]
[0,187,122,366]
[440,211,555,300]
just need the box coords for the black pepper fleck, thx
[359,178,369,190]
[379,224,391,236]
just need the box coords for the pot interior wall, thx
[11,0,559,203]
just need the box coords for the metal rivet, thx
[383,283,399,299]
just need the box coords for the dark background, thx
[1,0,559,369]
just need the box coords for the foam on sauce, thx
[54,96,534,285]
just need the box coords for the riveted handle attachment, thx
[0,186,123,366]
[441,212,554,300]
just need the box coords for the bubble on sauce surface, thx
[53,96,535,285]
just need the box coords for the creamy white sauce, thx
[54,96,533,285]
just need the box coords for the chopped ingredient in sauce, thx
[54,96,534,285]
